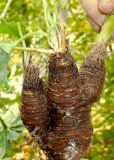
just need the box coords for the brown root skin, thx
[45,43,107,160]
[46,50,90,159]
[47,50,79,105]
[20,65,49,149]
[20,43,107,160]
[79,43,107,105]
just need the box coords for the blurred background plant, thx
[0,0,114,159]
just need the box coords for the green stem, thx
[43,0,50,28]
[17,22,27,67]
[98,15,114,43]
[13,31,47,48]
[17,22,27,51]
[14,47,54,54]
[0,0,12,18]
[42,0,62,51]
[0,116,7,130]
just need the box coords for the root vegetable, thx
[20,12,114,160]
[20,63,49,149]
[45,43,107,160]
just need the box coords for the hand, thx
[80,0,114,32]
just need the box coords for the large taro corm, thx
[20,42,107,160]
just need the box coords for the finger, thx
[111,32,114,40]
[88,17,101,32]
[89,20,114,40]
[80,0,106,26]
[99,0,114,14]
[89,19,114,39]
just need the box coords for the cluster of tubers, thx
[20,37,107,159]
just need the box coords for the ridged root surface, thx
[20,65,49,148]
[46,43,107,160]
[79,43,107,105]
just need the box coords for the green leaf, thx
[7,129,20,142]
[1,104,23,134]
[0,121,4,133]
[0,41,13,84]
[0,40,14,53]
[2,104,21,127]
[0,20,19,37]
[0,105,23,158]
[10,126,24,132]
[10,117,23,129]
[0,50,9,84]
[0,133,7,159]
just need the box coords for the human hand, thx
[80,0,114,33]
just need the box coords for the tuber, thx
[45,43,107,160]
[20,60,49,149]
[20,11,114,159]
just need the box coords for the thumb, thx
[99,0,114,14]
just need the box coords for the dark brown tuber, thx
[45,43,107,160]
[20,42,107,160]
[20,63,49,149]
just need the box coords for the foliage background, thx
[0,0,114,160]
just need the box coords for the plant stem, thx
[17,23,27,49]
[17,22,27,67]
[0,0,12,18]
[14,47,54,54]
[98,15,114,43]
[13,31,47,48]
